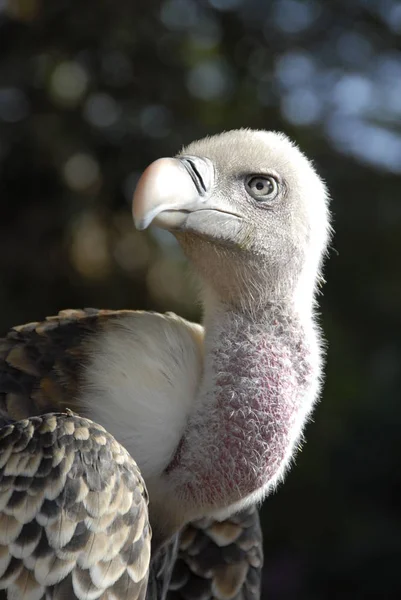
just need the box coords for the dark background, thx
[1,0,400,597]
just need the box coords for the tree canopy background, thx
[1,0,400,597]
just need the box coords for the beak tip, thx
[132,211,149,231]
[133,220,145,231]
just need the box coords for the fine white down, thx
[81,312,204,480]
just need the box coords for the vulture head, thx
[133,129,330,541]
[134,129,330,314]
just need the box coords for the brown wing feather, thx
[167,506,263,600]
[0,412,150,600]
[0,308,140,422]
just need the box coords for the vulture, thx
[0,129,330,600]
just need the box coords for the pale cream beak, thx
[132,157,213,231]
[133,155,244,242]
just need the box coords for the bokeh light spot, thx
[333,74,373,115]
[379,0,401,34]
[271,0,321,34]
[69,212,111,280]
[189,15,221,49]
[275,51,316,89]
[139,105,172,138]
[326,114,401,173]
[187,59,233,101]
[160,0,198,31]
[336,32,373,67]
[84,93,121,128]
[281,88,322,125]
[50,62,88,107]
[114,231,151,274]
[63,153,101,192]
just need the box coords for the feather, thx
[0,413,150,599]
[167,506,262,600]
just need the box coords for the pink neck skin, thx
[166,306,317,514]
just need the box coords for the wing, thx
[0,412,150,600]
[0,312,154,599]
[0,308,140,422]
[167,506,263,600]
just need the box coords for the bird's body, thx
[0,129,330,599]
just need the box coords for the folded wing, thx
[0,412,150,600]
[167,506,263,600]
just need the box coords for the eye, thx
[246,176,278,201]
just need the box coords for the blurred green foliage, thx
[1,0,401,597]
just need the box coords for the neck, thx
[150,292,322,541]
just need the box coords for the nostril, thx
[180,157,209,195]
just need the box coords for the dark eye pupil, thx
[246,176,277,200]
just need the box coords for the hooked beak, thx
[132,156,213,231]
[132,156,243,238]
